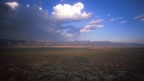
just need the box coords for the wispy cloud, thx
[5,1,19,9]
[80,19,104,33]
[134,14,144,21]
[89,19,104,24]
[39,7,43,11]
[60,0,65,2]
[120,21,127,24]
[26,4,30,8]
[109,17,123,21]
[107,14,111,16]
[52,2,92,20]
[80,29,90,32]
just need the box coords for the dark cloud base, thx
[0,2,80,41]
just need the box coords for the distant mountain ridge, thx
[0,39,144,47]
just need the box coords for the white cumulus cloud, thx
[52,2,92,20]
[5,1,19,9]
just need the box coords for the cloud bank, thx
[0,1,86,41]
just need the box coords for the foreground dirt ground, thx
[0,47,144,81]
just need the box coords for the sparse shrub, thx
[86,76,99,81]
[103,74,114,81]
[67,72,81,81]
[0,48,144,81]
[50,74,66,81]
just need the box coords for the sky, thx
[0,0,144,43]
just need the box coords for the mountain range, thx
[0,39,144,47]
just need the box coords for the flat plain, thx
[0,47,144,81]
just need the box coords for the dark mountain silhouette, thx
[0,39,144,47]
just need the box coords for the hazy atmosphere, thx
[0,0,144,43]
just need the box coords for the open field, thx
[0,47,144,81]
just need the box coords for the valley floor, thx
[0,47,144,81]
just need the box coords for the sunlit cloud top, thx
[5,1,19,9]
[52,2,92,20]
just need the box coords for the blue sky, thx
[0,0,144,43]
